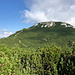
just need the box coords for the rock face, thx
[34,21,73,28]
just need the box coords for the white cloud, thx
[22,0,75,26]
[23,10,48,23]
[0,29,13,38]
[68,17,75,25]
[1,29,8,32]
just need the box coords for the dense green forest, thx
[0,44,75,75]
[0,22,75,75]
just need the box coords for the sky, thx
[0,0,75,38]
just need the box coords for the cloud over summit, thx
[22,0,75,26]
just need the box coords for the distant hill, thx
[0,21,75,49]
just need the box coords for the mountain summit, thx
[0,21,75,49]
[34,21,73,28]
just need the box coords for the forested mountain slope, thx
[0,21,75,49]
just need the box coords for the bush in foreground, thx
[0,44,75,75]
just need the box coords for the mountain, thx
[0,21,75,49]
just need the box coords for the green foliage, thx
[0,44,21,75]
[0,44,75,75]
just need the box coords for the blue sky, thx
[0,0,33,38]
[0,0,75,38]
